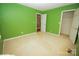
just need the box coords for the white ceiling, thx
[20,3,71,11]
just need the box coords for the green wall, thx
[1,3,79,39]
[0,4,3,54]
[0,3,79,39]
[43,4,79,34]
[0,3,41,39]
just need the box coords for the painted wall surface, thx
[0,3,79,39]
[0,3,41,39]
[43,4,79,34]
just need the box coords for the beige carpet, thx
[3,32,75,56]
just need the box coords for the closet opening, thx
[60,9,79,44]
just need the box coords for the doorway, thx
[36,14,47,32]
[37,14,41,32]
[60,9,79,44]
[60,11,74,36]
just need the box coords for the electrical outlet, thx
[21,32,24,34]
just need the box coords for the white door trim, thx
[59,9,76,35]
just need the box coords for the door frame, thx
[59,9,76,35]
[36,13,47,32]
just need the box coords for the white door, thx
[70,9,79,44]
[41,14,47,32]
